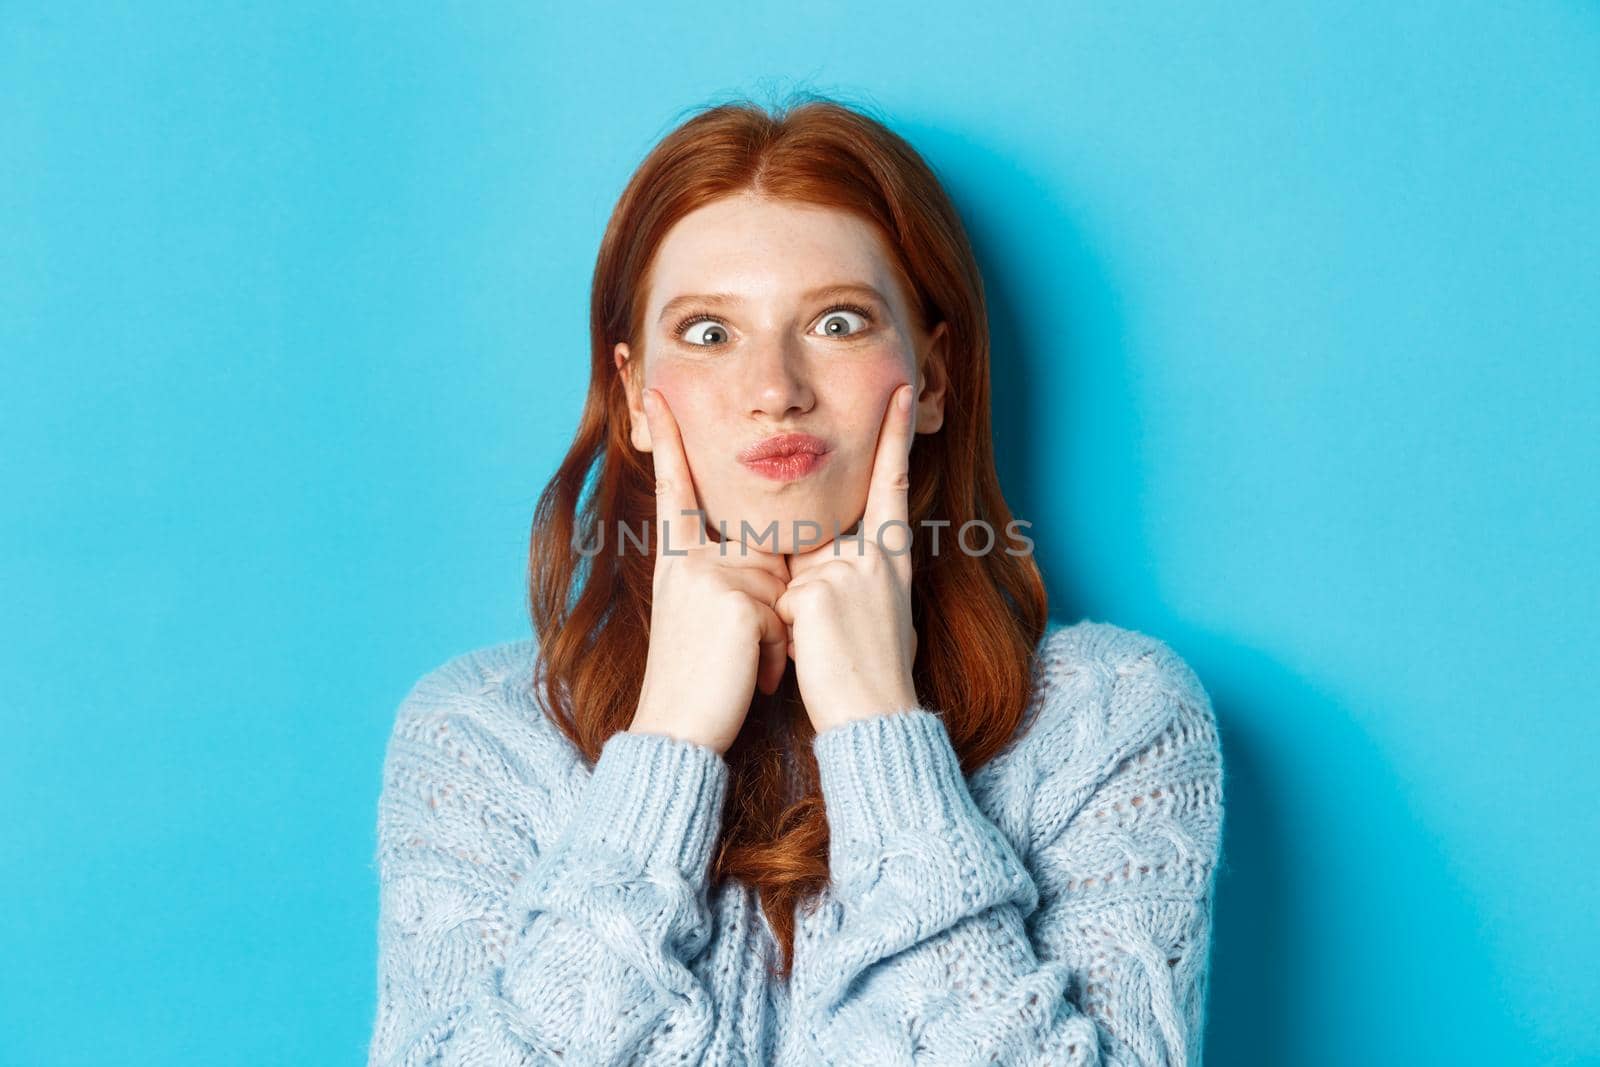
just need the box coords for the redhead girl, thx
[368,94,1224,1066]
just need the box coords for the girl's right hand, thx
[628,387,792,755]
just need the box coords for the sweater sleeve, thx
[797,648,1224,1066]
[367,663,730,1066]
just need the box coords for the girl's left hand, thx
[776,382,921,734]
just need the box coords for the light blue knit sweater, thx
[367,618,1225,1066]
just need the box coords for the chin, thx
[705,498,852,554]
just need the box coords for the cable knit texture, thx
[367,618,1225,1066]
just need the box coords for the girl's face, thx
[615,193,949,554]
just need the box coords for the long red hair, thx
[526,91,1048,978]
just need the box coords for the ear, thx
[913,319,949,434]
[614,342,652,452]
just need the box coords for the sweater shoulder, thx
[1030,617,1212,725]
[977,617,1218,791]
[382,633,584,794]
[400,636,539,703]
[967,618,1222,870]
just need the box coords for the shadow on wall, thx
[1184,636,1522,1062]
[906,124,1529,1063]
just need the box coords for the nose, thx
[743,334,814,420]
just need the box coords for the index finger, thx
[643,388,706,555]
[861,382,915,549]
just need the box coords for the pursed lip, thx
[737,432,831,463]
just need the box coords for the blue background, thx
[4,3,1596,1064]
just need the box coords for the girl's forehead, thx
[654,203,886,275]
[647,207,910,320]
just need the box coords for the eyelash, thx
[671,302,876,344]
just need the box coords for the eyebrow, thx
[656,283,890,326]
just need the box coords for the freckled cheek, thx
[831,354,913,440]
[865,355,913,403]
[643,363,720,455]
[798,361,898,524]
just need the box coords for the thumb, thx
[755,604,789,695]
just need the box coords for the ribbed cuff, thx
[812,708,978,851]
[565,728,729,883]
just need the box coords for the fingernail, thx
[897,386,912,412]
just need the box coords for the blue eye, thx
[670,302,876,348]
[812,303,873,338]
[676,318,730,346]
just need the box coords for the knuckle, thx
[792,581,830,607]
[720,588,758,623]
